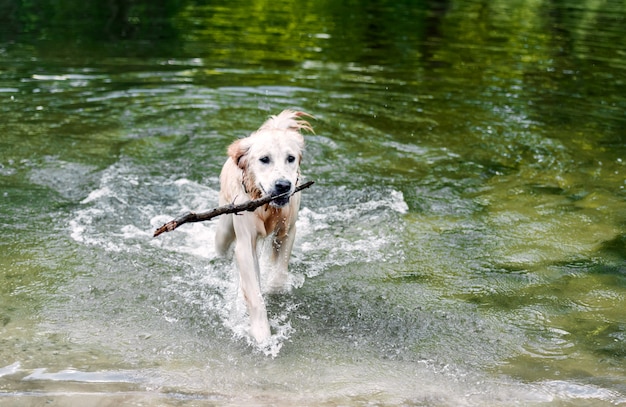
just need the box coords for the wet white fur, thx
[215,110,312,343]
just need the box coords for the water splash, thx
[67,160,410,356]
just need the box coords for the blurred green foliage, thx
[0,0,623,139]
[0,0,183,40]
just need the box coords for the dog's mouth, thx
[265,179,293,208]
[269,194,290,207]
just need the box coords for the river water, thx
[1,0,625,405]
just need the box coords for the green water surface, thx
[1,0,625,405]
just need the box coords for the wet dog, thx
[215,110,312,343]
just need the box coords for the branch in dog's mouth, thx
[153,181,315,238]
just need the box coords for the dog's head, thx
[228,110,313,207]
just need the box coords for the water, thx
[1,0,625,405]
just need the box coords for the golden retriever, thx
[215,110,313,344]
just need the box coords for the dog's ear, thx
[228,139,250,170]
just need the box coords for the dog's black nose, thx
[274,179,292,194]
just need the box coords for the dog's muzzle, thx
[270,179,292,207]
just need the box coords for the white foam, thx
[23,368,141,383]
[0,362,21,378]
[222,292,298,358]
[294,188,408,277]
[69,161,220,256]
[388,189,409,213]
[81,186,111,204]
[151,221,216,259]
[537,380,626,404]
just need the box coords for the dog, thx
[215,110,313,344]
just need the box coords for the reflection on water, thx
[1,0,625,405]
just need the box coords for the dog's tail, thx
[259,110,314,133]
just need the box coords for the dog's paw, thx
[249,318,272,344]
[266,278,293,295]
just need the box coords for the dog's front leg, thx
[233,216,271,343]
[267,226,297,293]
[215,213,236,256]
[267,196,300,294]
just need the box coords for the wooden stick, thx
[153,181,315,237]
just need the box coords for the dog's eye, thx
[259,156,270,164]
[286,155,296,163]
